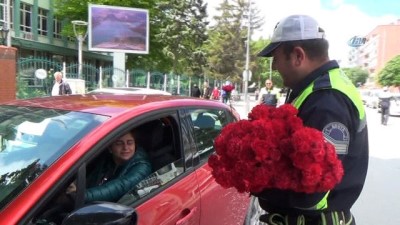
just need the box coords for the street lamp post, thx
[244,0,252,114]
[71,20,88,80]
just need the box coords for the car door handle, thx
[175,207,198,225]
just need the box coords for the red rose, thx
[209,104,344,194]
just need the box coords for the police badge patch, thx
[322,122,350,154]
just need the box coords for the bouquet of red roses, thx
[208,104,344,194]
[222,84,235,92]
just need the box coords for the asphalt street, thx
[231,98,400,225]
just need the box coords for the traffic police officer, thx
[255,15,369,225]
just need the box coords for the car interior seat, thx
[136,119,175,172]
[193,114,215,129]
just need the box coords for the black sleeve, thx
[65,83,72,94]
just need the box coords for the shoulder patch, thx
[322,122,350,154]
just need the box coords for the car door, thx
[122,111,201,225]
[18,111,201,225]
[187,107,251,225]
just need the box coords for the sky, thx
[206,0,400,66]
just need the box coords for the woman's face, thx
[110,132,136,165]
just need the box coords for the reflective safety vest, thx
[290,68,366,211]
[292,68,365,120]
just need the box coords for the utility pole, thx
[244,0,252,115]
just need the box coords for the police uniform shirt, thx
[257,60,369,216]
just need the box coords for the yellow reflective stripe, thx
[320,213,327,225]
[296,191,330,210]
[291,68,365,120]
[333,211,340,224]
[292,84,314,109]
[315,191,330,210]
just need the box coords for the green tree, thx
[342,67,369,87]
[156,0,209,76]
[54,0,209,75]
[16,74,47,99]
[377,55,400,87]
[204,0,263,83]
[252,38,282,88]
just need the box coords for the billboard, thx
[88,4,149,54]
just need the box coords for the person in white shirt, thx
[258,79,280,107]
[51,71,72,96]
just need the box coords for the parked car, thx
[389,94,400,116]
[362,89,380,109]
[0,93,250,225]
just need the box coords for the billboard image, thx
[88,4,149,54]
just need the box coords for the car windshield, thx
[0,105,108,209]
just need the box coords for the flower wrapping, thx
[208,104,344,194]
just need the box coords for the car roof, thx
[88,87,172,95]
[2,94,233,117]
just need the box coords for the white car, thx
[389,94,400,116]
[363,90,380,109]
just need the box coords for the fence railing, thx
[17,57,230,97]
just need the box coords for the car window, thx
[0,106,108,210]
[115,116,185,206]
[189,108,234,163]
[31,115,184,224]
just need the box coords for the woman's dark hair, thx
[281,38,329,61]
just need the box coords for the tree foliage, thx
[156,0,209,76]
[342,67,369,86]
[53,0,209,75]
[204,0,263,83]
[377,55,400,87]
[252,38,283,88]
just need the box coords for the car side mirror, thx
[61,202,137,225]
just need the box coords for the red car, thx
[0,93,251,225]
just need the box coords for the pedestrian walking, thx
[52,71,72,96]
[379,87,392,125]
[191,84,201,98]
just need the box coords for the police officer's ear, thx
[292,46,306,66]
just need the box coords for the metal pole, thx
[244,0,252,114]
[146,71,150,89]
[99,66,103,89]
[269,58,272,80]
[78,35,83,79]
[177,75,181,95]
[6,0,11,47]
[164,74,167,92]
[126,69,129,87]
[72,20,88,80]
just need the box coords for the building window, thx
[38,8,48,36]
[20,3,32,32]
[53,18,62,39]
[0,0,13,28]
[0,0,5,24]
